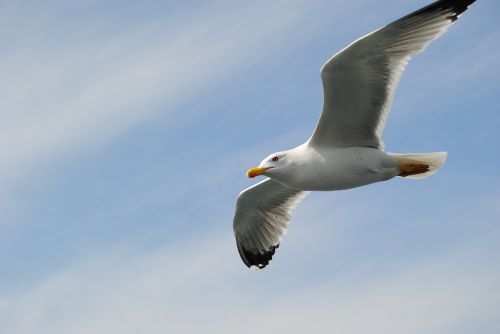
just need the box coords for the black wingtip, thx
[406,0,477,22]
[237,242,279,270]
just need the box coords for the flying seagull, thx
[233,0,476,269]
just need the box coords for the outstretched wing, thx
[233,179,309,269]
[309,0,476,149]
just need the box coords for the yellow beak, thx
[246,167,270,178]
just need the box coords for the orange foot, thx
[399,163,430,177]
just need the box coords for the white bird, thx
[233,0,476,269]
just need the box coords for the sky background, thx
[1,0,499,333]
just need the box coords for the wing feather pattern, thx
[309,0,476,149]
[233,179,309,269]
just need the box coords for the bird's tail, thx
[392,152,447,179]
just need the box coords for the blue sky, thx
[1,0,499,332]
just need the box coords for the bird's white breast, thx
[270,146,399,191]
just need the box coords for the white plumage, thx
[233,0,476,269]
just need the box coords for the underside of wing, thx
[233,179,309,269]
[309,0,476,149]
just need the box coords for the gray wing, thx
[233,179,309,269]
[309,0,476,149]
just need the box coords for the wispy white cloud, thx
[0,0,324,189]
[0,231,497,334]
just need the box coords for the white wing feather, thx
[233,179,309,269]
[309,0,476,149]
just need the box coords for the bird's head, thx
[247,152,288,178]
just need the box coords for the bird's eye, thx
[272,156,279,162]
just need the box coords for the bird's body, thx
[232,0,476,269]
[266,145,398,191]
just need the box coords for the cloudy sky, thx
[1,0,499,333]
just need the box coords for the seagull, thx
[233,0,476,269]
